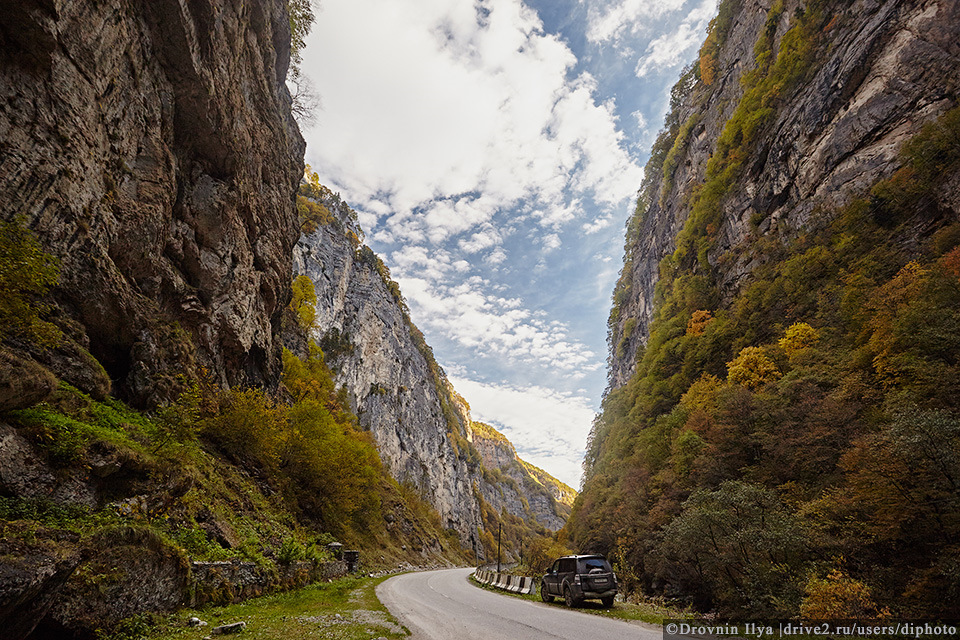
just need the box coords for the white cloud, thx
[302,0,642,244]
[632,109,648,130]
[459,227,502,254]
[582,215,614,234]
[451,376,596,487]
[392,273,600,375]
[635,0,717,77]
[635,22,700,77]
[586,0,689,46]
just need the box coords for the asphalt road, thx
[376,567,662,640]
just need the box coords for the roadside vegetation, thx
[142,574,407,640]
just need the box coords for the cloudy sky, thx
[299,0,718,487]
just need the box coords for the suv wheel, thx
[601,595,614,608]
[540,582,553,603]
[563,585,578,608]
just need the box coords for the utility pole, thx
[496,523,502,574]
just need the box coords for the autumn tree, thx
[290,274,318,332]
[779,321,819,357]
[801,567,888,620]
[727,346,781,389]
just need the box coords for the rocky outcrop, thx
[609,0,960,387]
[0,0,304,406]
[472,422,574,532]
[45,528,190,637]
[293,197,484,546]
[0,523,84,640]
[0,349,56,412]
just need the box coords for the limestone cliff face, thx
[293,194,576,545]
[472,422,574,532]
[0,0,304,406]
[609,0,960,388]
[293,197,484,546]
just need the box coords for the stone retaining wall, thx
[190,559,349,607]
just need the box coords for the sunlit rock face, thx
[0,0,304,406]
[294,193,577,546]
[608,0,960,389]
[471,423,574,532]
[293,197,484,547]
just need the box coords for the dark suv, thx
[540,555,618,608]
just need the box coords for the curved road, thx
[377,568,662,640]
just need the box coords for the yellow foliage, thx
[700,51,717,86]
[203,388,287,471]
[290,274,317,332]
[680,373,723,412]
[727,346,781,390]
[699,27,719,86]
[801,568,889,620]
[778,321,820,357]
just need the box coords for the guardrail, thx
[472,568,536,595]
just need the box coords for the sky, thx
[298,0,718,488]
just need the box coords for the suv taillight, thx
[574,575,581,585]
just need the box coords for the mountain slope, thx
[573,0,960,619]
[292,176,576,558]
[292,181,483,548]
[472,421,575,533]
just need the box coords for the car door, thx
[545,560,561,595]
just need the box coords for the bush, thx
[0,217,61,346]
[654,481,806,617]
[801,568,887,620]
[202,388,287,471]
[727,346,781,389]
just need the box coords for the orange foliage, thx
[686,309,714,336]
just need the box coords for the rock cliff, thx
[293,194,484,547]
[472,422,574,532]
[293,189,575,547]
[0,0,304,406]
[608,0,960,387]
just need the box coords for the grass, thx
[467,574,691,626]
[145,574,409,640]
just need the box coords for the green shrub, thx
[0,217,61,346]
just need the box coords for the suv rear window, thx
[578,557,611,573]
